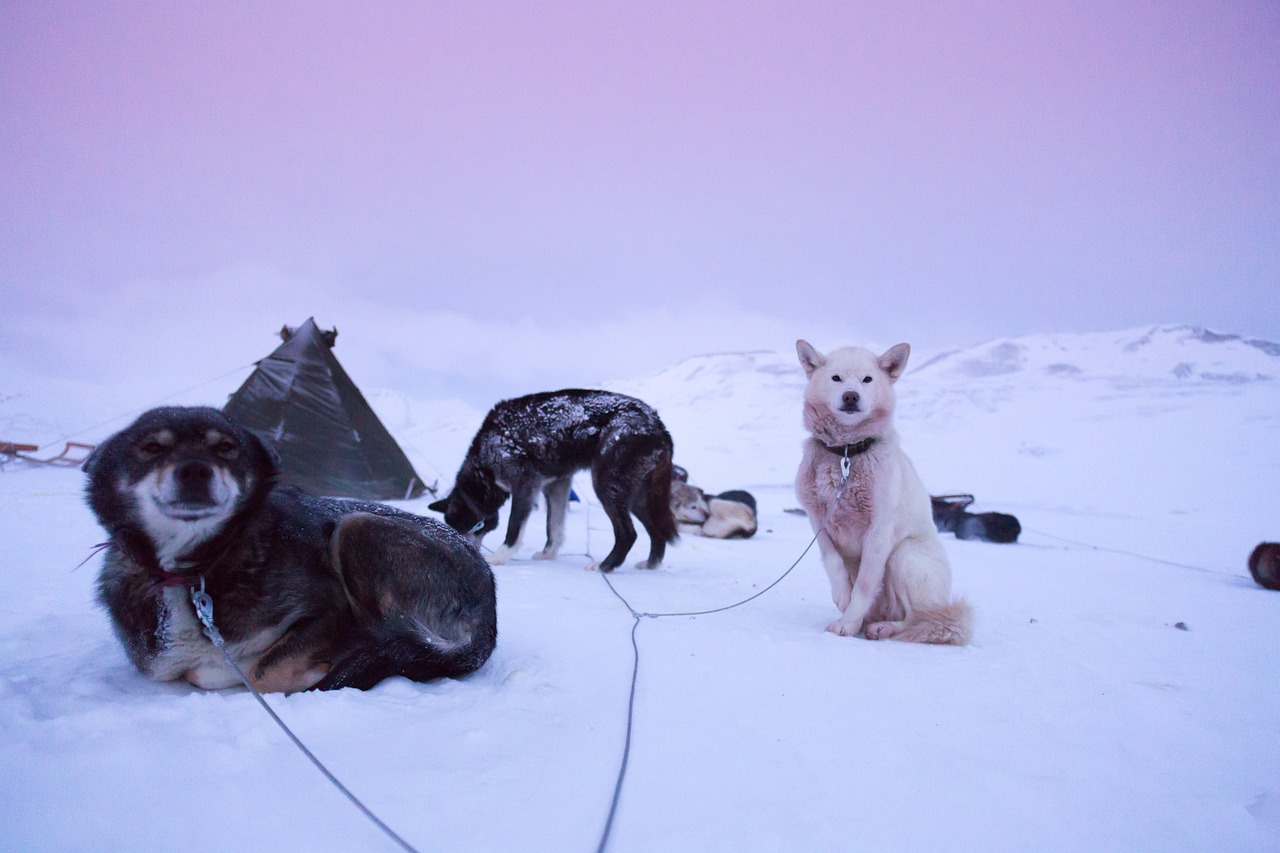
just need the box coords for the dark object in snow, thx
[84,406,497,692]
[1174,622,1189,631]
[669,474,758,539]
[223,317,426,501]
[429,389,678,572]
[931,494,1022,544]
[1248,542,1280,590]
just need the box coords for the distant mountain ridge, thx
[911,324,1278,386]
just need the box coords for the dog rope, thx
[190,577,421,853]
[592,452,847,852]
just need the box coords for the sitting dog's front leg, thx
[827,529,890,637]
[816,530,853,612]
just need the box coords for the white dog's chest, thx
[802,458,883,550]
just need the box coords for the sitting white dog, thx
[793,339,972,644]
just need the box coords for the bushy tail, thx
[646,450,679,545]
[894,598,973,646]
[318,617,497,691]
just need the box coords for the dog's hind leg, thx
[323,513,498,689]
[588,470,638,572]
[626,449,678,569]
[535,476,572,560]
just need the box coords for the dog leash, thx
[592,454,848,852]
[189,577,421,853]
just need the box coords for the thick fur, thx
[85,406,497,693]
[670,482,758,539]
[1249,542,1280,591]
[429,390,678,572]
[793,340,972,645]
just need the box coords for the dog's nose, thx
[841,390,861,409]
[174,460,215,502]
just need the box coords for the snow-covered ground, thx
[2,324,1278,851]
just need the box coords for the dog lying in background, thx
[429,389,678,572]
[1249,542,1280,590]
[85,406,497,692]
[930,494,1021,543]
[793,339,972,645]
[669,481,758,539]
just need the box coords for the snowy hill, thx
[2,324,1279,851]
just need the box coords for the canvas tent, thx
[223,318,427,500]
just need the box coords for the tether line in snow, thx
[592,527,820,852]
[1022,526,1224,575]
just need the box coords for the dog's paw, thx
[865,621,901,641]
[634,559,659,570]
[532,549,557,561]
[825,619,862,637]
[834,589,852,612]
[488,545,513,566]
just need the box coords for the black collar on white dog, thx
[818,436,878,458]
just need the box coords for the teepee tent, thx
[223,318,426,500]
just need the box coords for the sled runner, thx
[0,440,95,467]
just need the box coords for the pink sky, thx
[1,1,1277,405]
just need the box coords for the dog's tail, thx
[320,616,497,691]
[895,598,973,646]
[646,449,680,545]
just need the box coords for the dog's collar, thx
[106,535,202,596]
[817,436,879,458]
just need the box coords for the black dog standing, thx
[85,406,497,692]
[430,390,678,572]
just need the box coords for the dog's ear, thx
[236,426,280,476]
[81,444,103,475]
[427,497,449,513]
[796,340,826,377]
[878,343,910,381]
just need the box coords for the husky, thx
[1249,542,1280,590]
[429,390,678,572]
[793,340,972,644]
[931,494,1022,543]
[85,406,497,692]
[670,481,758,539]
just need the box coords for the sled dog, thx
[1249,542,1280,590]
[670,481,758,539]
[85,406,497,692]
[430,390,678,572]
[793,341,972,644]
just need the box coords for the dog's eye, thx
[831,374,842,383]
[469,520,485,534]
[138,441,165,457]
[213,441,239,459]
[861,376,873,384]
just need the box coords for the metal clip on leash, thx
[835,446,852,500]
[191,576,223,646]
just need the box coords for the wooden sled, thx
[0,440,95,466]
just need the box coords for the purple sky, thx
[2,1,1278,409]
